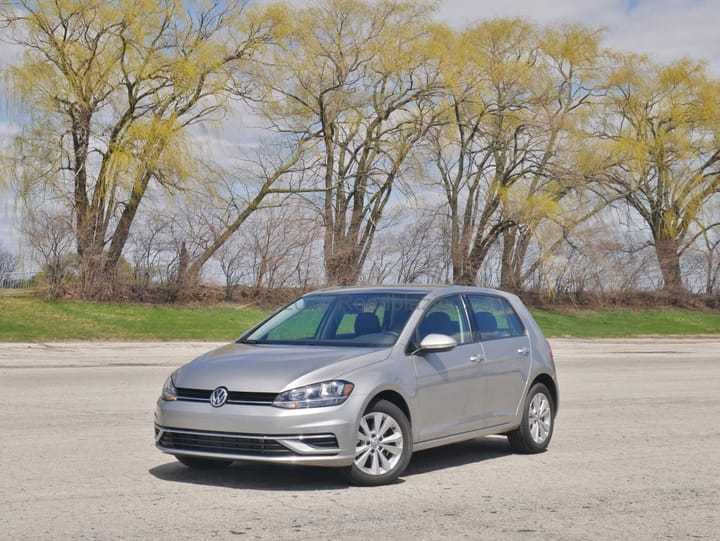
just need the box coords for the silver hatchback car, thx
[155,286,558,485]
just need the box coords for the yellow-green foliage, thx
[603,54,720,242]
[3,0,284,293]
[425,17,608,280]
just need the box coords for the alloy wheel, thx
[528,392,552,445]
[354,411,404,476]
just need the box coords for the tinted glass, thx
[244,292,424,347]
[466,294,525,341]
[416,295,472,345]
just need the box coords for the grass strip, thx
[1,296,718,341]
[532,308,720,338]
[0,297,267,342]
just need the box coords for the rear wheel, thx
[175,455,233,470]
[344,400,412,486]
[507,383,554,454]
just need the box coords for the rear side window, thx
[466,294,525,341]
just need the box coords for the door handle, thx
[470,354,484,363]
[517,347,529,356]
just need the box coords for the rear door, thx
[466,294,532,427]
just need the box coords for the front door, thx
[412,295,487,442]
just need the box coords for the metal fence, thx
[0,272,36,290]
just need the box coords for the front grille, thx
[176,387,278,405]
[175,388,210,400]
[159,430,293,456]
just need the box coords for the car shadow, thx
[148,436,512,491]
[403,436,512,477]
[149,461,349,491]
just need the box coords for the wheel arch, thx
[366,389,412,426]
[531,373,558,415]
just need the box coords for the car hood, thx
[173,342,392,392]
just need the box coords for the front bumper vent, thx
[156,427,339,457]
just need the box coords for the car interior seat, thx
[418,311,453,339]
[354,312,382,336]
[474,311,498,335]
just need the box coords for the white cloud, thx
[438,0,625,27]
[608,0,720,70]
[437,0,720,73]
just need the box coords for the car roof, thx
[307,285,517,301]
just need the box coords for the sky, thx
[438,0,720,71]
[1,0,719,268]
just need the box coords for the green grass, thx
[0,295,718,341]
[532,308,720,338]
[0,296,267,342]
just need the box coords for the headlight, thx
[273,380,354,409]
[161,375,178,401]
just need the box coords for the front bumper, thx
[154,397,359,467]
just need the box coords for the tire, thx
[507,383,554,454]
[175,455,233,470]
[344,400,412,486]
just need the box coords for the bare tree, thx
[215,200,323,297]
[701,231,720,295]
[0,243,17,286]
[687,206,720,294]
[568,232,656,294]
[246,204,321,289]
[180,146,313,285]
[125,211,174,301]
[22,208,75,298]
[363,205,452,285]
[216,242,252,302]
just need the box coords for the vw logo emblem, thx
[210,386,228,408]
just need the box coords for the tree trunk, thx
[103,171,153,279]
[500,230,519,292]
[454,267,477,286]
[500,227,530,292]
[167,241,192,303]
[325,248,363,286]
[654,236,684,292]
[78,240,105,299]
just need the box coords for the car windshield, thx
[242,292,425,347]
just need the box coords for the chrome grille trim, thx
[175,388,278,406]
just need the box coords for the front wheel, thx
[507,383,554,454]
[344,400,412,486]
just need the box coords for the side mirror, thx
[416,333,457,354]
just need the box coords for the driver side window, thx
[417,295,472,345]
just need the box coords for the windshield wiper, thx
[237,338,258,344]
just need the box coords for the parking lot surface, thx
[1,339,718,540]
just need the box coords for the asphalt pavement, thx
[1,339,718,540]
